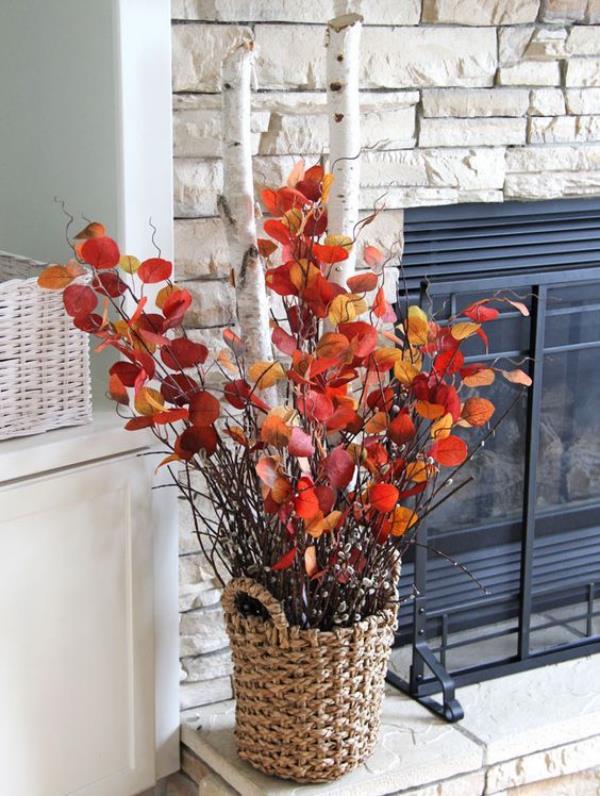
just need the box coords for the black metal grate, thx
[389,199,600,722]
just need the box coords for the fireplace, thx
[388,198,600,721]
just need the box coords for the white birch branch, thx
[218,40,272,368]
[326,12,363,288]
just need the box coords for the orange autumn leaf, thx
[134,387,164,416]
[316,332,350,360]
[248,360,286,389]
[429,435,468,467]
[304,545,318,576]
[108,373,129,406]
[306,510,342,538]
[461,397,495,427]
[295,476,320,520]
[389,506,419,537]
[365,411,388,434]
[463,367,495,387]
[405,461,434,483]
[347,271,378,292]
[225,425,249,446]
[501,368,532,387]
[415,400,445,420]
[431,412,453,440]
[389,413,416,445]
[260,413,292,447]
[38,264,75,290]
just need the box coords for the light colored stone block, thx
[175,218,230,280]
[419,117,526,147]
[361,186,504,208]
[567,88,600,115]
[254,25,498,90]
[506,143,600,172]
[174,159,223,218]
[258,107,416,154]
[174,109,269,158]
[498,26,535,66]
[486,735,600,794]
[529,88,566,116]
[361,147,506,190]
[505,170,600,199]
[498,61,561,86]
[179,581,222,612]
[566,88,600,115]
[458,655,600,765]
[524,26,568,60]
[502,767,600,795]
[540,0,587,21]
[180,605,229,657]
[528,114,600,143]
[172,24,252,92]
[180,552,215,589]
[182,648,233,684]
[184,280,236,328]
[181,676,233,710]
[421,88,530,117]
[181,691,484,796]
[171,0,421,24]
[566,58,600,87]
[421,0,539,24]
[567,26,600,56]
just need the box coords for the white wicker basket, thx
[0,251,92,441]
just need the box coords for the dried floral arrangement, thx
[38,163,531,632]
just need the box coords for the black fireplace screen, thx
[388,199,600,721]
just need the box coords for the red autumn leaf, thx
[297,390,334,423]
[271,546,297,572]
[109,361,141,387]
[347,271,378,293]
[433,348,465,377]
[222,328,244,354]
[152,407,189,424]
[463,302,499,323]
[312,242,349,264]
[175,425,218,459]
[263,219,292,246]
[256,456,280,488]
[324,445,354,489]
[74,312,103,333]
[369,483,399,513]
[160,373,199,405]
[389,413,416,445]
[315,485,336,515]
[81,236,120,269]
[372,287,388,318]
[339,321,378,358]
[224,379,251,409]
[92,271,127,297]
[476,325,489,351]
[125,416,154,430]
[429,435,468,466]
[127,348,156,380]
[161,337,208,369]
[326,404,359,432]
[189,391,220,426]
[294,476,320,520]
[162,288,192,329]
[138,257,172,284]
[288,427,315,457]
[108,373,129,405]
[271,326,298,355]
[257,238,277,257]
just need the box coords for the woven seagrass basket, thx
[0,251,92,441]
[221,576,398,783]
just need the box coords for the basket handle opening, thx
[221,578,289,630]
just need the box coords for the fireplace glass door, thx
[388,199,600,721]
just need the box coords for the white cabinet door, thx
[0,453,156,796]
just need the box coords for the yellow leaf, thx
[389,506,419,537]
[283,208,303,235]
[373,346,402,371]
[325,233,353,252]
[37,264,74,290]
[119,255,141,274]
[328,293,368,325]
[431,412,453,440]
[248,360,286,389]
[135,387,164,416]
[451,321,480,341]
[290,259,319,291]
[394,359,421,386]
[260,411,292,447]
[404,305,429,346]
[306,510,342,539]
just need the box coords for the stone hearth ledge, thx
[176,655,600,795]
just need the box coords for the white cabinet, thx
[0,432,162,795]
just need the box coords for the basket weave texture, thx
[0,251,92,441]
[221,577,398,783]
